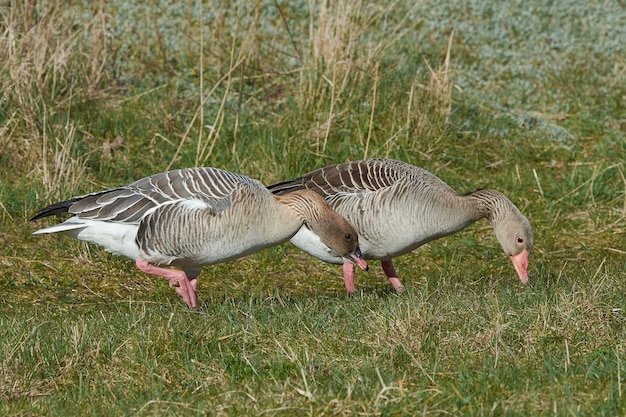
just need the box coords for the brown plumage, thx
[31,167,368,308]
[268,158,534,293]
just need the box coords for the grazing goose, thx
[268,158,534,293]
[31,167,368,308]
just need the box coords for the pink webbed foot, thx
[342,262,356,294]
[135,259,199,309]
[381,260,404,293]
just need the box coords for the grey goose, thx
[31,167,368,308]
[268,158,533,293]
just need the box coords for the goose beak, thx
[510,249,530,283]
[349,247,369,271]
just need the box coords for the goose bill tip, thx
[510,250,530,283]
[351,253,369,271]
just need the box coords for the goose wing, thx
[268,159,412,202]
[31,167,260,224]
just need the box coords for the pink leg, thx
[342,262,356,294]
[381,260,404,293]
[136,259,198,309]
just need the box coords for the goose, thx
[31,167,368,308]
[268,158,533,293]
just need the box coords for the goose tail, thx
[30,197,83,221]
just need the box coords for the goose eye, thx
[517,237,524,243]
[344,233,353,241]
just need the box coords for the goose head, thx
[279,189,368,271]
[308,214,369,271]
[492,208,534,283]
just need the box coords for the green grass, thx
[1,0,625,415]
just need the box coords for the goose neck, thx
[274,190,327,228]
[464,189,512,224]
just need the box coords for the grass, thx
[1,0,625,415]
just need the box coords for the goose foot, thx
[382,260,404,293]
[135,259,198,309]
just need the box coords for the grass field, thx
[1,0,625,415]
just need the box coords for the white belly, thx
[36,218,140,260]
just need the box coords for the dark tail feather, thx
[266,179,305,195]
[30,197,83,221]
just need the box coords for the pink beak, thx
[350,247,369,271]
[341,249,369,295]
[510,249,530,283]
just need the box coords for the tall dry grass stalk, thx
[148,0,434,165]
[0,1,109,197]
[2,2,108,124]
[166,2,258,170]
[166,54,246,171]
[299,0,423,152]
[38,120,86,197]
[306,0,417,95]
[404,32,455,159]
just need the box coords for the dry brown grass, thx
[404,32,456,160]
[298,0,428,154]
[1,1,625,415]
[0,1,111,198]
